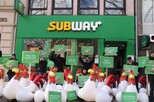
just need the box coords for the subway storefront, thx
[16,15,134,75]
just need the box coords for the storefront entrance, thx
[105,41,126,76]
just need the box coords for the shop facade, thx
[16,15,134,73]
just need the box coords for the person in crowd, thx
[39,57,47,74]
[127,56,139,90]
[79,54,94,74]
[7,53,17,80]
[49,51,66,72]
[148,51,154,102]
[127,56,138,65]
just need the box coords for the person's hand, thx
[150,68,154,72]
[136,72,139,75]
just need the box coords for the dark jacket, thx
[148,56,154,81]
[39,60,47,73]
[49,51,66,72]
[7,58,18,80]
[79,56,94,71]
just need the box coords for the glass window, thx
[29,0,48,15]
[143,0,154,23]
[104,0,126,15]
[78,0,99,15]
[52,0,73,15]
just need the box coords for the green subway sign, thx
[15,0,24,15]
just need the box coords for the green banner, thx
[15,0,24,15]
[122,92,137,102]
[138,56,149,67]
[99,56,114,68]
[23,63,36,67]
[0,56,10,64]
[47,60,54,67]
[123,65,138,76]
[81,46,94,55]
[66,56,78,65]
[78,75,89,87]
[55,72,64,84]
[67,90,77,101]
[48,91,61,102]
[4,60,18,70]
[39,50,49,58]
[105,47,118,56]
[22,51,39,64]
[145,60,154,74]
[54,45,66,54]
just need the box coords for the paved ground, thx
[0,97,86,102]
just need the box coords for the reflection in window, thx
[52,0,73,15]
[78,0,99,15]
[29,0,47,15]
[104,0,125,15]
[143,0,153,23]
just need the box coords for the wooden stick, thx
[146,74,149,96]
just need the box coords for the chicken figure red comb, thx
[120,70,127,82]
[105,74,116,88]
[19,64,28,78]
[98,69,105,82]
[49,71,56,84]
[0,68,5,79]
[12,68,20,79]
[66,70,73,84]
[139,76,146,86]
[33,74,43,87]
[128,69,135,85]
[93,64,98,71]
[88,69,95,81]
[64,69,69,80]
[50,67,54,72]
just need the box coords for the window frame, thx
[52,0,73,15]
[28,0,48,15]
[77,0,100,15]
[104,0,126,15]
[142,0,154,23]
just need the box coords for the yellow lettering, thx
[64,22,71,31]
[47,22,56,31]
[56,22,63,31]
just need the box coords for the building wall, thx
[0,0,17,55]
[142,0,154,34]
[22,0,134,16]
[137,0,154,56]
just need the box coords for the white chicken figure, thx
[78,68,98,102]
[116,70,128,102]
[97,69,105,90]
[34,73,48,102]
[64,70,79,93]
[125,70,138,93]
[64,70,79,101]
[18,64,30,87]
[96,74,115,102]
[16,74,43,102]
[138,76,149,102]
[3,68,22,99]
[44,68,58,102]
[118,70,128,92]
[0,68,5,96]
[34,89,45,102]
[117,69,138,102]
